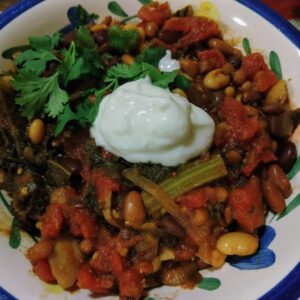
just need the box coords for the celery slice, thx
[141,155,227,216]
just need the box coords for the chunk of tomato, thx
[137,2,171,26]
[220,97,260,143]
[253,70,277,92]
[33,259,56,283]
[240,52,268,80]
[229,176,265,232]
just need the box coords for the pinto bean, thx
[180,58,199,78]
[28,240,53,264]
[203,69,230,90]
[124,191,146,228]
[267,165,292,198]
[262,178,286,214]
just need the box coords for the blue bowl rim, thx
[0,0,300,299]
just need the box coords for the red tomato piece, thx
[118,268,143,300]
[137,2,171,26]
[253,70,277,92]
[41,204,64,239]
[242,132,277,176]
[93,168,121,201]
[162,16,220,48]
[90,245,113,273]
[177,188,209,209]
[67,207,99,239]
[77,264,113,294]
[220,97,260,143]
[109,249,124,275]
[229,176,265,232]
[33,259,56,283]
[240,52,268,80]
[197,49,226,71]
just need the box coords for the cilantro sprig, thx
[15,32,61,75]
[12,25,103,120]
[108,25,140,54]
[55,60,179,135]
[13,70,68,118]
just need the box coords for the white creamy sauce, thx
[91,77,215,166]
[158,50,180,72]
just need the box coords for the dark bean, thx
[158,215,185,238]
[93,29,108,46]
[227,55,242,69]
[262,103,285,115]
[269,111,294,139]
[277,140,297,173]
[159,30,182,44]
[57,156,81,174]
[159,261,201,286]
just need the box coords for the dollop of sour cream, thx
[158,50,180,72]
[91,77,215,166]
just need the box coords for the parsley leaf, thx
[13,70,68,118]
[15,32,61,75]
[108,25,139,54]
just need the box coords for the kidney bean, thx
[262,178,286,214]
[277,140,297,173]
[267,164,292,198]
[158,30,182,44]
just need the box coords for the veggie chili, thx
[0,2,299,299]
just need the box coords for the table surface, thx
[0,0,299,30]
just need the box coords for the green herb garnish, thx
[13,70,68,118]
[137,46,167,67]
[108,25,140,53]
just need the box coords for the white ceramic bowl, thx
[1,1,300,299]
